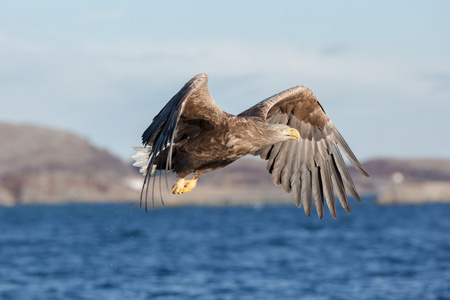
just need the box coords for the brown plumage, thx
[133,73,369,218]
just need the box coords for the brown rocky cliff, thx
[0,123,140,205]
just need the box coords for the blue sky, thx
[1,1,449,162]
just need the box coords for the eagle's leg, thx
[182,170,205,193]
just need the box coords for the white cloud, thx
[75,38,439,99]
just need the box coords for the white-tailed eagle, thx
[133,73,368,218]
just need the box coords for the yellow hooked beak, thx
[287,128,300,141]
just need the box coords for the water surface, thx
[0,198,449,299]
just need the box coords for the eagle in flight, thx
[133,73,368,218]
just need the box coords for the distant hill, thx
[0,123,140,205]
[1,122,449,207]
[349,158,450,204]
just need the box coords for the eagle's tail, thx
[132,146,157,176]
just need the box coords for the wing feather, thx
[300,165,312,217]
[267,142,283,174]
[329,134,362,201]
[321,159,336,218]
[329,147,350,214]
[280,141,298,193]
[291,171,301,207]
[311,166,324,219]
[240,85,368,218]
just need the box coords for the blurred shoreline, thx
[1,123,449,207]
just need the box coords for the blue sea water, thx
[0,198,449,300]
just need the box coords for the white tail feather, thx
[133,160,148,168]
[132,146,157,176]
[132,152,148,161]
[132,146,148,151]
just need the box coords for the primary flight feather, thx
[133,73,369,218]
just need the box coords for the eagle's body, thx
[172,117,295,176]
[133,73,368,218]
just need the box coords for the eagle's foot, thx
[171,178,185,194]
[182,179,198,193]
[171,178,198,194]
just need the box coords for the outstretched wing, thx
[140,73,225,208]
[239,86,369,219]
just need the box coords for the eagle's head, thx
[268,124,300,142]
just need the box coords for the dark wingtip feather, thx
[318,211,324,220]
[331,128,369,178]
[311,166,324,219]
[304,207,311,217]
